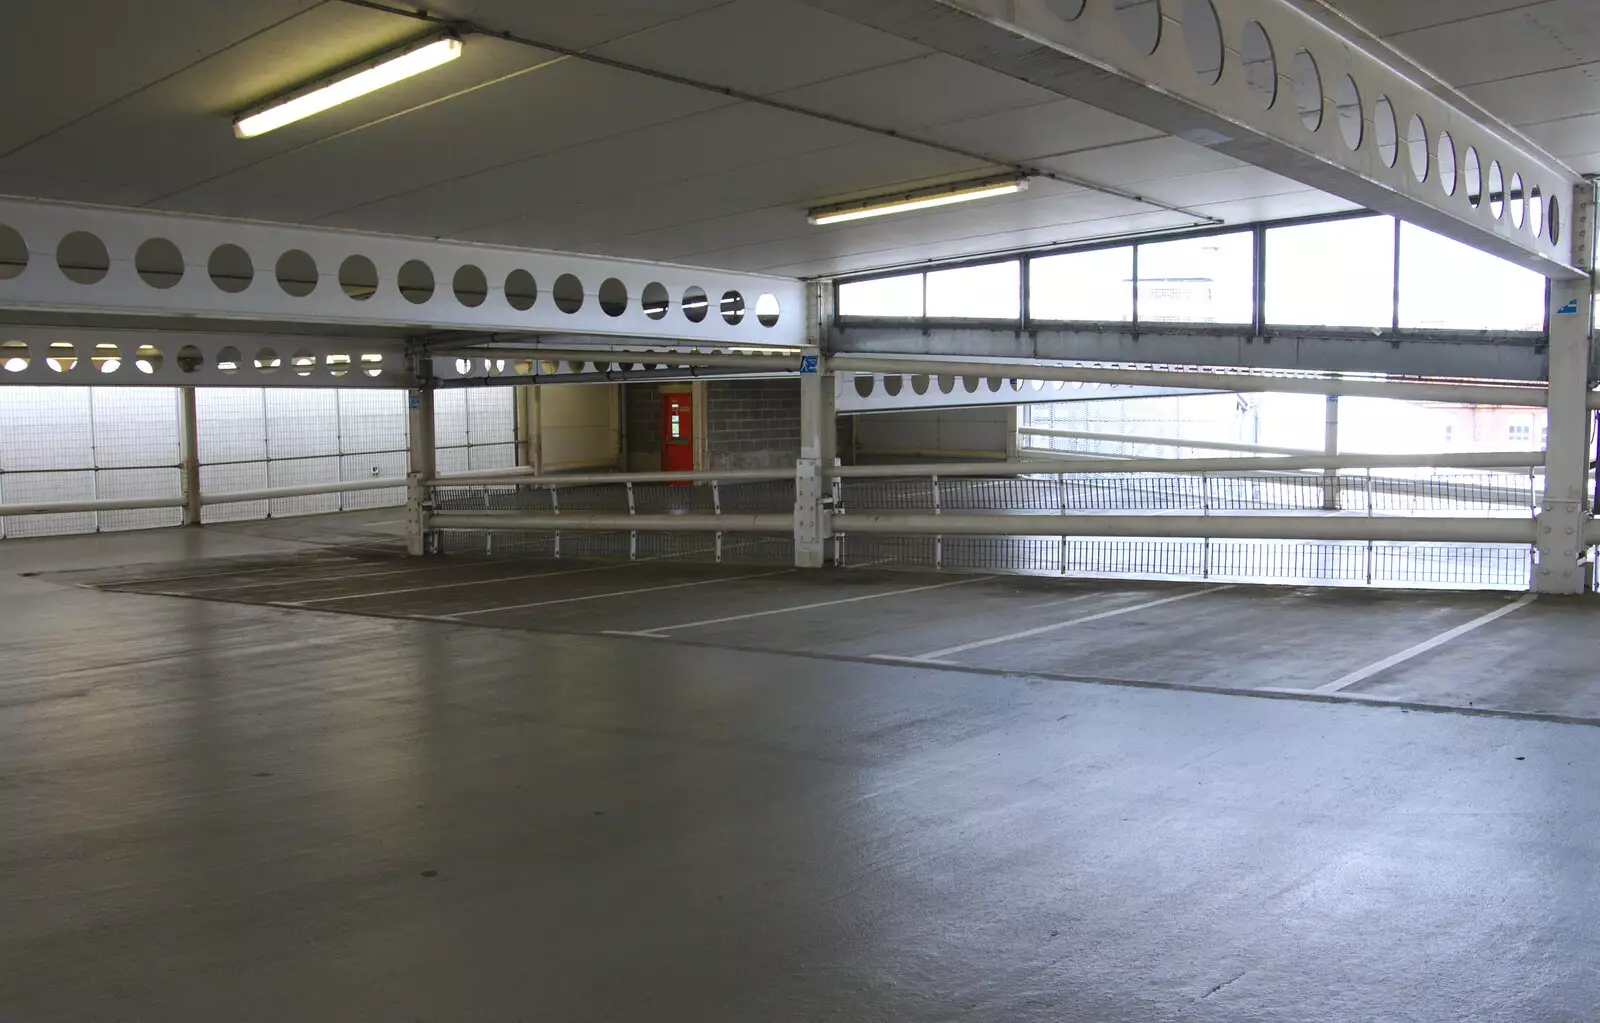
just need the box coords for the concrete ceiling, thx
[0,0,1588,279]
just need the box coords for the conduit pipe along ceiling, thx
[807,175,1030,225]
[233,34,463,138]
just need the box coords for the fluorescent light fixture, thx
[234,35,463,139]
[808,175,1030,225]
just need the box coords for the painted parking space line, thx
[1306,594,1538,694]
[1021,592,1099,610]
[289,560,642,605]
[446,569,794,617]
[637,575,995,633]
[906,585,1233,661]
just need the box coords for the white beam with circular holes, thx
[0,198,805,346]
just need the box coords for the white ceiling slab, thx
[1321,1,1556,38]
[0,0,326,156]
[590,0,930,96]
[0,8,536,208]
[403,0,734,50]
[1464,63,1600,126]
[1373,1,1600,86]
[916,98,1163,164]
[1036,137,1245,185]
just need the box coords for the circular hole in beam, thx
[217,346,241,374]
[0,223,27,280]
[1240,21,1276,110]
[1509,172,1525,229]
[553,273,584,314]
[177,345,204,373]
[1292,50,1322,131]
[504,269,537,311]
[1335,74,1362,150]
[254,347,280,374]
[599,277,628,317]
[1549,195,1561,245]
[1529,186,1544,238]
[683,286,708,323]
[1463,147,1482,208]
[326,354,351,377]
[275,249,318,297]
[1374,96,1397,166]
[453,264,488,308]
[721,290,745,325]
[0,340,28,372]
[93,343,121,374]
[208,243,254,294]
[57,231,109,285]
[755,293,781,327]
[1488,159,1504,218]
[46,341,76,373]
[339,255,378,300]
[1406,114,1429,182]
[398,259,434,304]
[135,238,184,289]
[1115,0,1162,55]
[1182,0,1222,83]
[642,282,670,320]
[1438,131,1457,196]
[291,349,316,376]
[134,344,162,374]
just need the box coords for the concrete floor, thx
[4,521,1600,1020]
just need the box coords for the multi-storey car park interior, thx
[2,1,1599,1019]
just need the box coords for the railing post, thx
[177,386,202,527]
[1322,395,1340,511]
[406,359,437,557]
[1536,182,1596,593]
[627,481,637,561]
[931,473,943,570]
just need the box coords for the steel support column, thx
[1535,185,1597,594]
[406,383,437,558]
[177,386,202,527]
[796,285,836,568]
[1322,395,1339,512]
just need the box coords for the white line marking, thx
[606,630,668,639]
[290,560,640,604]
[642,575,995,633]
[1311,594,1537,694]
[910,585,1233,660]
[869,654,959,666]
[446,570,794,617]
[1021,592,1099,610]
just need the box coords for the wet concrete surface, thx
[5,524,1600,1019]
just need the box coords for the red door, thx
[661,392,694,474]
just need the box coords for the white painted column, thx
[795,282,834,568]
[1535,183,1596,594]
[1321,395,1339,512]
[177,386,202,526]
[406,381,437,558]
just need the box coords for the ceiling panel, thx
[1464,63,1600,125]
[160,58,735,222]
[1322,1,1552,38]
[771,52,1062,132]
[323,104,897,240]
[405,0,733,50]
[590,0,929,96]
[0,9,536,209]
[0,0,326,155]
[1037,136,1244,184]
[1378,2,1600,87]
[916,97,1162,164]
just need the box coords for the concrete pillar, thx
[177,386,202,526]
[795,282,835,568]
[1535,182,1596,594]
[406,383,437,558]
[1321,394,1339,511]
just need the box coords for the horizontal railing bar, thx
[830,355,1551,407]
[0,464,181,475]
[0,495,186,516]
[1019,427,1317,456]
[201,477,408,504]
[430,512,794,533]
[835,513,1535,544]
[428,468,794,487]
[832,452,1546,479]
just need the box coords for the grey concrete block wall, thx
[854,405,1013,460]
[707,379,801,471]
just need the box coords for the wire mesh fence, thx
[836,532,1533,590]
[836,470,1540,516]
